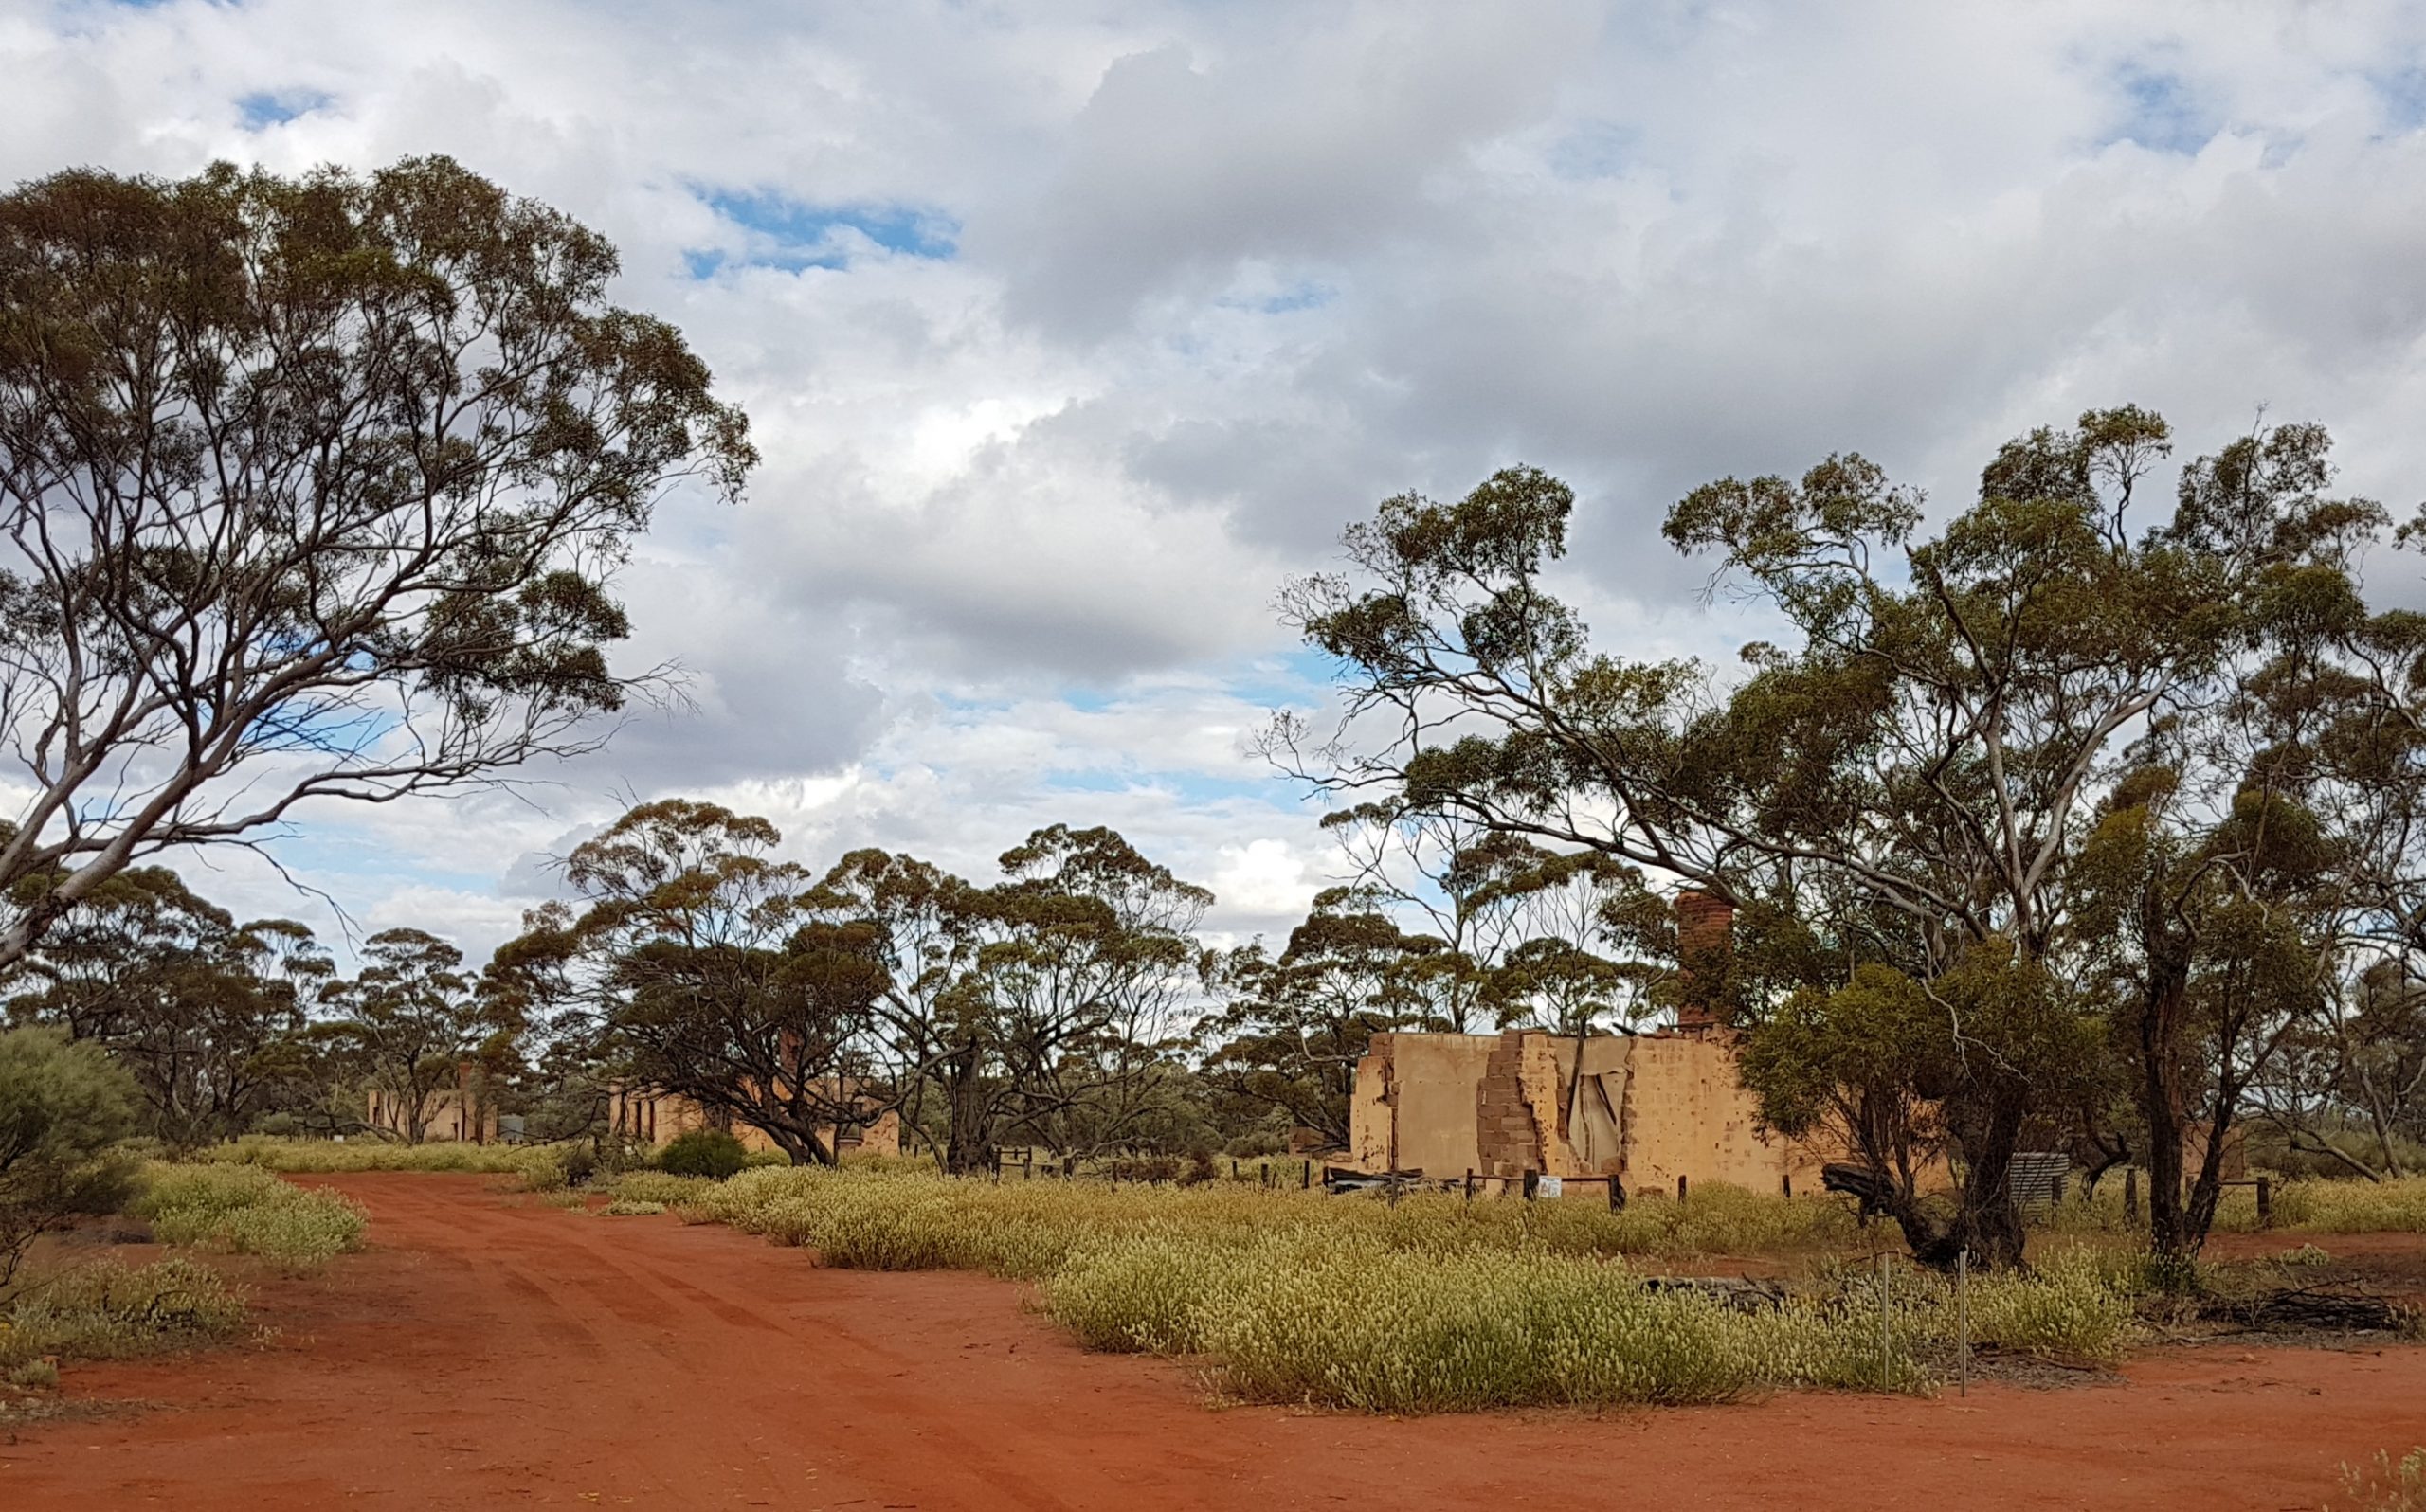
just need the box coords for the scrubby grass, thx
[1046,1233,1915,1410]
[692,1167,1854,1276]
[2334,1448,2426,1512]
[599,1198,666,1216]
[0,1258,247,1369]
[195,1136,569,1180]
[607,1171,716,1207]
[1958,1247,2143,1363]
[679,1166,2156,1410]
[136,1165,368,1269]
[2048,1175,2426,1235]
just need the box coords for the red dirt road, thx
[4,1174,2422,1511]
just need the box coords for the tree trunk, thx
[938,1043,997,1177]
[2138,961,2194,1267]
[1905,1096,2028,1271]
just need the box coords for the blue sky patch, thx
[685,188,957,277]
[2372,67,2426,132]
[2109,64,2217,154]
[237,89,329,129]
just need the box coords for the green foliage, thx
[0,1025,140,1292]
[2047,1173,2426,1237]
[4,866,332,1149]
[606,1170,714,1206]
[1958,1249,2141,1363]
[0,156,755,971]
[194,1135,568,1179]
[657,1129,749,1179]
[136,1164,366,1269]
[0,1258,246,1368]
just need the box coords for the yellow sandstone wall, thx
[608,1087,901,1160]
[1347,1028,1834,1196]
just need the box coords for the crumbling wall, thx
[1347,1027,1834,1195]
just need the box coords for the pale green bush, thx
[0,1258,246,1368]
[686,1165,2167,1411]
[136,1165,367,1269]
[196,1136,569,1180]
[1958,1249,2140,1363]
[607,1171,715,1207]
[599,1198,664,1216]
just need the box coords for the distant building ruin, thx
[365,1063,498,1143]
[1346,891,1840,1197]
[606,1084,901,1160]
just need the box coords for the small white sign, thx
[1535,1176,1563,1198]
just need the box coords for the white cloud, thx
[7,0,2426,965]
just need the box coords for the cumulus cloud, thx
[6,0,2426,964]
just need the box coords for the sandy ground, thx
[3,1172,2421,1510]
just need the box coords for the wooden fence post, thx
[1523,1170,1539,1201]
[2124,1167,2140,1226]
[1302,1160,1312,1190]
[1677,1174,1689,1202]
[2256,1176,2272,1229]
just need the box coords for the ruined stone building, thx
[365,1063,499,1143]
[606,1084,901,1159]
[1346,891,1839,1197]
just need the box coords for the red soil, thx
[3,1172,2421,1511]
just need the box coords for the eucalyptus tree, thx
[1197,886,1448,1148]
[490,801,893,1166]
[1320,804,1545,1031]
[319,927,507,1145]
[844,826,1213,1174]
[5,864,331,1146]
[0,157,754,967]
[1280,409,2377,1268]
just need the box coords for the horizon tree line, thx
[0,158,2418,1275]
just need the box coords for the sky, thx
[6,0,2426,965]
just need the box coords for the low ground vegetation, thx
[194,1136,567,1179]
[2335,1448,2426,1512]
[136,1165,367,1269]
[2050,1176,2426,1236]
[679,1167,2162,1411]
[0,1257,247,1371]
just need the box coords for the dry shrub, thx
[136,1164,367,1269]
[2334,1449,2426,1512]
[196,1136,568,1180]
[0,1258,246,1368]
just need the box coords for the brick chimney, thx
[1675,890,1735,1034]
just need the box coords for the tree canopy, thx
[0,156,754,967]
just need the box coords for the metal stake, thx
[1956,1249,1969,1397]
[1877,1251,1892,1390]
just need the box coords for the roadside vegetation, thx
[0,1258,248,1376]
[193,1136,566,1179]
[135,1165,367,1269]
[2334,1448,2426,1512]
[672,1165,2160,1411]
[2049,1177,2426,1236]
